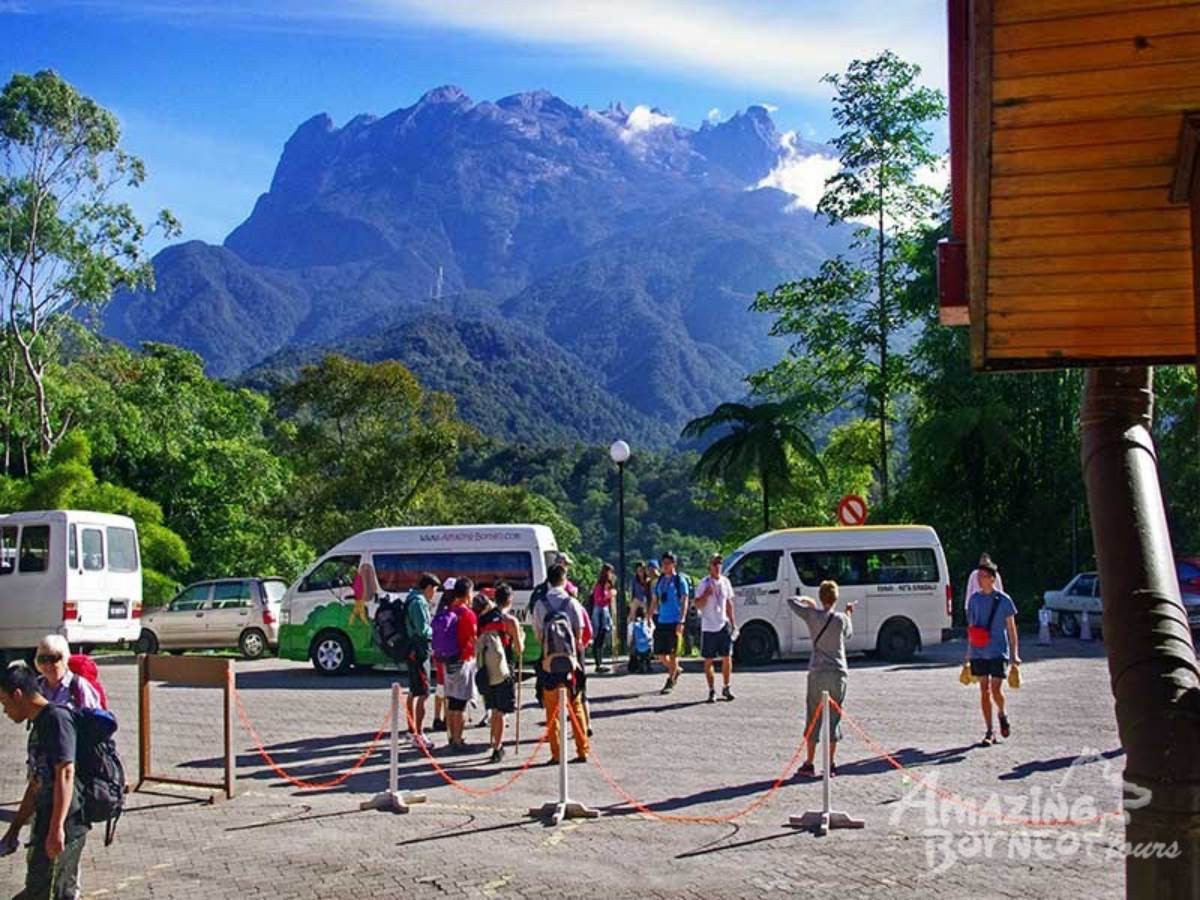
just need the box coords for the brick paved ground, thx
[0,638,1129,898]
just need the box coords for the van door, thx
[789,549,871,651]
[73,523,109,630]
[726,550,788,648]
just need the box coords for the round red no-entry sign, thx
[837,494,868,526]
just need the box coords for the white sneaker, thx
[412,734,434,751]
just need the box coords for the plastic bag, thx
[1008,664,1022,689]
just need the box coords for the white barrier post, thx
[1080,610,1094,641]
[788,690,864,835]
[528,685,598,826]
[1037,607,1052,645]
[361,683,427,814]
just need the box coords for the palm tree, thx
[681,400,825,533]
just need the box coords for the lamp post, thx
[609,440,631,660]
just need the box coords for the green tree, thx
[751,52,945,505]
[681,400,824,533]
[273,355,471,551]
[0,70,179,457]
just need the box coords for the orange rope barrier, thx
[569,699,824,825]
[405,705,551,797]
[828,698,1123,827]
[234,691,391,791]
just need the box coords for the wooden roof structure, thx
[939,0,1200,370]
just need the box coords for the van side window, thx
[300,555,360,592]
[372,551,535,592]
[793,548,938,587]
[107,527,139,572]
[81,529,105,571]
[0,526,16,575]
[18,525,50,573]
[69,525,78,570]
[726,551,782,587]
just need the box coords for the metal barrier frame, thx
[136,654,235,799]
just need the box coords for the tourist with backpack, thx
[400,573,439,750]
[33,635,104,711]
[431,579,455,732]
[475,583,524,762]
[965,562,1020,746]
[432,577,478,751]
[531,564,589,763]
[1,661,90,898]
[650,552,691,694]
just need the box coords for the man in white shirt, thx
[695,553,737,703]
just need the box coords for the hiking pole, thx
[515,654,522,752]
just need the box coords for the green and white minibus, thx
[278,524,560,675]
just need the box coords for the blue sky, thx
[3,0,947,251]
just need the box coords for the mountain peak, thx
[692,106,784,184]
[418,85,471,106]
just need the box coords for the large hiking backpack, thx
[431,606,461,661]
[372,594,411,661]
[477,629,510,685]
[540,596,578,676]
[74,707,125,847]
[526,581,549,617]
[67,655,108,710]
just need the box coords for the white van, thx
[0,510,143,661]
[278,524,559,674]
[724,525,951,664]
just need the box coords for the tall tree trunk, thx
[761,465,770,534]
[877,181,889,506]
[1080,367,1200,896]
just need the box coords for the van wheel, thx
[1058,612,1079,638]
[878,619,919,662]
[735,622,777,666]
[239,629,268,660]
[310,631,353,676]
[134,631,159,655]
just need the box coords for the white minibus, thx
[725,525,951,664]
[278,524,559,675]
[0,510,143,662]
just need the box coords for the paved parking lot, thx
[1,639,1126,898]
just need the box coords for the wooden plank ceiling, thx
[974,0,1200,368]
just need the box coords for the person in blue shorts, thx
[965,562,1020,746]
[650,552,691,694]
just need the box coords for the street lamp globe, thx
[609,440,631,464]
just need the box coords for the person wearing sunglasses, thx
[33,635,102,712]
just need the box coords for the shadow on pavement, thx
[675,828,809,858]
[395,817,542,846]
[998,747,1123,781]
[832,744,976,777]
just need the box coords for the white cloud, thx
[621,104,675,141]
[758,102,780,113]
[755,132,840,212]
[58,0,947,99]
[706,107,721,123]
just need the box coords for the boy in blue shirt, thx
[628,609,653,673]
[651,552,691,694]
[965,562,1021,746]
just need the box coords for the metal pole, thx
[558,686,569,807]
[821,690,831,820]
[389,682,400,795]
[1080,367,1200,897]
[617,459,627,657]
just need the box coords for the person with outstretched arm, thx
[788,581,854,777]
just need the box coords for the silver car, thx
[135,577,286,659]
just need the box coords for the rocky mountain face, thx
[104,87,848,446]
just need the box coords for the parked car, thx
[136,577,286,659]
[1044,563,1200,637]
[1043,572,1101,638]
